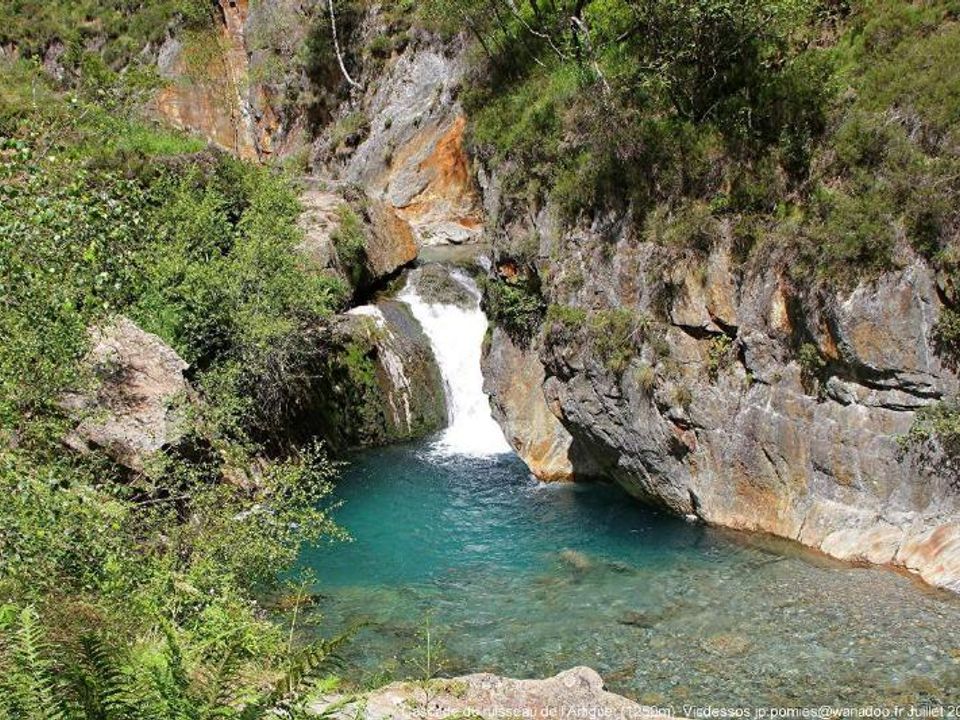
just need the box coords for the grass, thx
[458,0,960,292]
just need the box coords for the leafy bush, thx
[932,308,960,371]
[0,56,351,718]
[587,308,652,374]
[450,0,960,287]
[707,335,735,380]
[905,400,960,466]
[483,279,546,343]
[545,304,587,346]
[331,204,369,288]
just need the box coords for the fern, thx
[71,634,141,720]
[196,647,247,717]
[2,606,71,720]
[145,628,200,720]
[241,625,358,720]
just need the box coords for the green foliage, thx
[906,400,960,460]
[482,279,546,343]
[0,51,351,719]
[545,304,587,345]
[0,602,353,719]
[450,0,960,285]
[330,111,370,150]
[933,308,960,371]
[588,308,652,374]
[707,335,735,381]
[0,1,213,69]
[635,363,657,395]
[458,0,831,222]
[331,204,369,287]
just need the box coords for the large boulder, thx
[312,667,664,720]
[297,188,417,290]
[483,328,574,481]
[312,301,447,448]
[63,317,190,471]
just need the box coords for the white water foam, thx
[399,269,511,457]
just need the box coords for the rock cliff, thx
[483,203,960,591]
[142,3,960,590]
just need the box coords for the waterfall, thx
[399,268,511,457]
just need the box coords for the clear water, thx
[299,444,960,707]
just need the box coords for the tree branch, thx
[328,0,361,89]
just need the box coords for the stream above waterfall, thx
[300,446,960,706]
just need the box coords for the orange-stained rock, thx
[392,115,483,243]
[385,115,483,246]
[153,0,259,160]
[483,328,574,482]
[365,200,419,278]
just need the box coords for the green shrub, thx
[545,304,587,345]
[707,334,735,380]
[932,308,960,371]
[905,400,960,460]
[330,111,370,149]
[0,56,352,718]
[483,279,546,343]
[635,362,657,395]
[453,0,960,288]
[331,204,369,288]
[587,308,652,374]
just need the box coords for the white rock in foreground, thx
[312,667,670,720]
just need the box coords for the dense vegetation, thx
[424,0,960,288]
[0,9,355,715]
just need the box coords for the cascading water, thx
[399,268,511,457]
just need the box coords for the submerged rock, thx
[311,667,666,720]
[559,549,593,572]
[410,263,476,309]
[63,317,190,471]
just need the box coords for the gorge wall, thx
[482,210,960,591]
[137,2,960,592]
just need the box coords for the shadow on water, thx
[295,442,960,706]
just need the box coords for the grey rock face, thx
[484,199,960,590]
[337,42,483,247]
[63,317,190,471]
